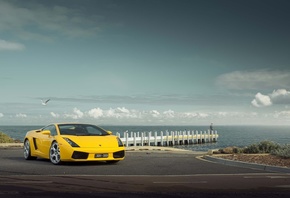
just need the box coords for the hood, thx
[62,135,119,148]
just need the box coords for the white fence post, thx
[119,129,218,147]
[133,132,136,146]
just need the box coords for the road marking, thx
[153,181,207,184]
[275,185,290,188]
[3,173,289,177]
[267,176,290,179]
[1,181,53,184]
[244,176,290,179]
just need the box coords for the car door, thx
[35,125,56,158]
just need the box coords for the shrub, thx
[233,147,244,154]
[257,140,281,153]
[243,141,281,154]
[243,143,260,154]
[271,144,290,159]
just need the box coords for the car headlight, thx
[117,137,124,147]
[63,138,80,147]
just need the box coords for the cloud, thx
[163,110,175,118]
[64,108,84,119]
[216,70,290,90]
[0,39,25,51]
[270,89,290,104]
[0,1,103,40]
[273,111,290,118]
[0,113,4,118]
[50,112,60,118]
[251,93,272,107]
[49,107,213,123]
[87,108,103,119]
[115,107,130,114]
[16,113,27,118]
[251,89,290,107]
[150,110,160,118]
[104,107,138,119]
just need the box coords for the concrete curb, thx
[0,143,23,148]
[125,146,206,154]
[203,155,290,173]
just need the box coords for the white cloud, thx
[87,108,103,119]
[179,112,209,119]
[270,89,290,104]
[216,70,290,90]
[273,111,290,118]
[251,93,272,107]
[102,107,139,119]
[150,110,160,118]
[115,107,130,114]
[0,113,4,118]
[0,39,25,51]
[252,89,290,107]
[163,110,175,118]
[16,113,27,118]
[50,112,60,118]
[5,106,290,125]
[64,108,84,119]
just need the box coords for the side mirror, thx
[41,130,51,136]
[107,131,113,135]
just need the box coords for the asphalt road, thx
[1,148,290,198]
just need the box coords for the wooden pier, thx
[116,130,218,147]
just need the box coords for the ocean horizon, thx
[1,125,290,152]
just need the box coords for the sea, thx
[1,125,290,152]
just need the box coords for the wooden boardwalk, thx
[116,130,218,147]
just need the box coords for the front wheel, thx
[49,141,61,165]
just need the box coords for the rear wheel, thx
[23,139,37,160]
[49,141,62,165]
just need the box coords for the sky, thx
[0,0,290,126]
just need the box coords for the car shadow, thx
[4,155,121,167]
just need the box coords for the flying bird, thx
[41,99,50,105]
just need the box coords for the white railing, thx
[116,130,218,147]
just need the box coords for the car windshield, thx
[58,124,110,136]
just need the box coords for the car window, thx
[58,124,109,136]
[86,126,108,136]
[42,125,57,136]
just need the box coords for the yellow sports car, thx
[23,123,125,165]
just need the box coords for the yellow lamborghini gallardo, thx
[23,123,125,165]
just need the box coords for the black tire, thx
[23,139,37,160]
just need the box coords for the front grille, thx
[72,151,89,159]
[113,150,125,158]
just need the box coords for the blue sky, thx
[1,0,290,126]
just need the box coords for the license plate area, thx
[95,153,108,158]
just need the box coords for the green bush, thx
[243,141,281,154]
[257,140,281,153]
[243,143,260,153]
[219,141,290,159]
[271,144,290,159]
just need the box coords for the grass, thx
[219,140,290,159]
[0,132,17,143]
